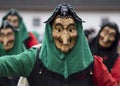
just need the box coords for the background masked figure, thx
[0,4,118,86]
[89,22,120,84]
[0,20,25,86]
[0,20,26,56]
[2,8,39,49]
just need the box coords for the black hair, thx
[3,8,22,21]
[101,22,119,32]
[45,3,84,24]
[0,20,14,31]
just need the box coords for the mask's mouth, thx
[3,41,14,51]
[54,36,76,53]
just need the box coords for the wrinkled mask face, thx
[0,28,15,50]
[52,16,77,53]
[99,26,116,48]
[7,15,19,28]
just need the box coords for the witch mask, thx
[0,21,15,51]
[52,15,77,53]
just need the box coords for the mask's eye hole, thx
[69,29,72,32]
[68,24,76,32]
[55,25,63,32]
[58,29,61,32]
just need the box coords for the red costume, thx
[24,32,39,48]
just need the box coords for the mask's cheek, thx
[0,37,3,42]
[52,31,61,39]
[8,36,15,42]
[53,32,77,53]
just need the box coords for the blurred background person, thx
[89,21,120,84]
[0,8,39,86]
[117,34,120,56]
[84,28,96,41]
[84,29,91,41]
[2,8,39,49]
[0,20,25,86]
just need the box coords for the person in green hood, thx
[2,8,39,49]
[0,20,26,56]
[0,4,118,86]
[0,20,25,86]
[3,8,29,42]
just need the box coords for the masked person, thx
[0,20,26,86]
[89,22,120,84]
[2,8,39,49]
[0,20,26,56]
[0,4,118,86]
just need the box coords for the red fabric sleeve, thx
[25,32,39,48]
[110,57,120,83]
[93,55,118,86]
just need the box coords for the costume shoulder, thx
[93,55,118,86]
[110,57,120,83]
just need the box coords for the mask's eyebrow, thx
[66,23,76,28]
[54,23,64,28]
[7,32,13,35]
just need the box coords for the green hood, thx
[2,8,29,42]
[0,8,28,56]
[40,21,93,78]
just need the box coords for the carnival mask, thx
[7,15,19,28]
[0,28,15,50]
[99,26,116,48]
[52,16,77,53]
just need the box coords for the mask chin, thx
[3,41,14,51]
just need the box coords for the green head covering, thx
[0,20,26,56]
[40,4,93,78]
[2,8,29,42]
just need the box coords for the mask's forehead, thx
[7,15,19,21]
[101,26,116,34]
[55,17,74,26]
[53,15,75,28]
[0,28,14,34]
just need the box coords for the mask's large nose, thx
[102,35,109,43]
[61,30,70,45]
[3,37,9,46]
